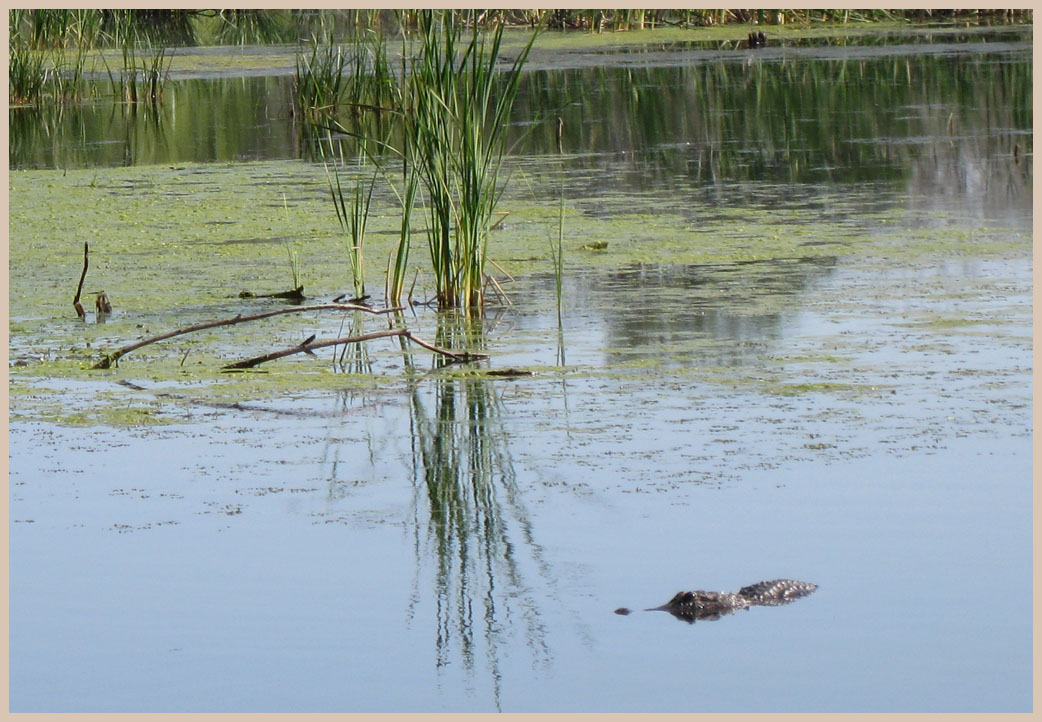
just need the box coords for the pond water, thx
[8,26,1033,712]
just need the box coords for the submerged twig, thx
[92,302,401,369]
[73,241,89,319]
[222,329,487,370]
[238,286,306,302]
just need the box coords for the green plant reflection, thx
[405,313,550,708]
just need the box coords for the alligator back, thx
[737,579,818,606]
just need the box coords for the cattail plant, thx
[404,10,536,311]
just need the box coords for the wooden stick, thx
[73,241,88,319]
[222,329,487,370]
[92,303,402,369]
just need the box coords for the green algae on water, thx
[9,157,1031,426]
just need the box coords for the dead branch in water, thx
[92,303,401,369]
[73,242,89,319]
[222,329,487,370]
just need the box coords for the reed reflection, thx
[405,313,550,709]
[513,47,1031,220]
[598,256,839,367]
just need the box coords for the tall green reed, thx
[109,38,171,105]
[304,11,537,311]
[295,40,347,118]
[281,194,304,291]
[9,41,46,104]
[325,142,377,302]
[8,37,89,105]
[294,29,398,122]
[212,9,291,45]
[386,167,419,306]
[404,10,536,311]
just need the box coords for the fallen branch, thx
[73,241,89,319]
[222,329,488,370]
[92,303,402,369]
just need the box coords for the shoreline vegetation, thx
[10,9,1031,49]
[10,9,1031,105]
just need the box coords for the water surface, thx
[8,27,1033,712]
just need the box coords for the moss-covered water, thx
[9,153,1028,425]
[9,25,1032,713]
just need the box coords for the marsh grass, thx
[551,191,565,322]
[345,28,397,115]
[309,11,537,312]
[8,37,89,105]
[295,40,348,118]
[281,194,304,291]
[294,28,398,125]
[107,39,171,105]
[8,41,47,105]
[211,9,292,46]
[534,8,1026,30]
[325,152,377,302]
[403,11,537,311]
[386,167,419,306]
[11,9,104,49]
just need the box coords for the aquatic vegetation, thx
[281,194,305,291]
[210,9,292,46]
[344,28,397,115]
[8,11,172,107]
[401,11,537,311]
[294,40,348,118]
[550,193,565,325]
[294,28,397,122]
[10,9,197,49]
[110,39,171,105]
[309,11,537,311]
[8,36,89,105]
[533,8,1028,30]
[386,167,420,307]
[323,142,378,301]
[8,41,47,105]
[99,9,198,47]
[10,8,105,49]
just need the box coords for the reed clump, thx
[302,11,536,313]
[325,155,377,303]
[8,40,90,105]
[108,39,171,105]
[294,29,397,122]
[395,11,536,311]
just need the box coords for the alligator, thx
[615,579,817,623]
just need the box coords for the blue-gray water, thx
[9,27,1033,712]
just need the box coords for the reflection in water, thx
[405,314,550,709]
[10,101,169,169]
[334,309,374,373]
[10,75,299,168]
[597,257,838,366]
[11,32,1031,229]
[512,44,1031,222]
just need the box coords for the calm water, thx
[9,28,1033,712]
